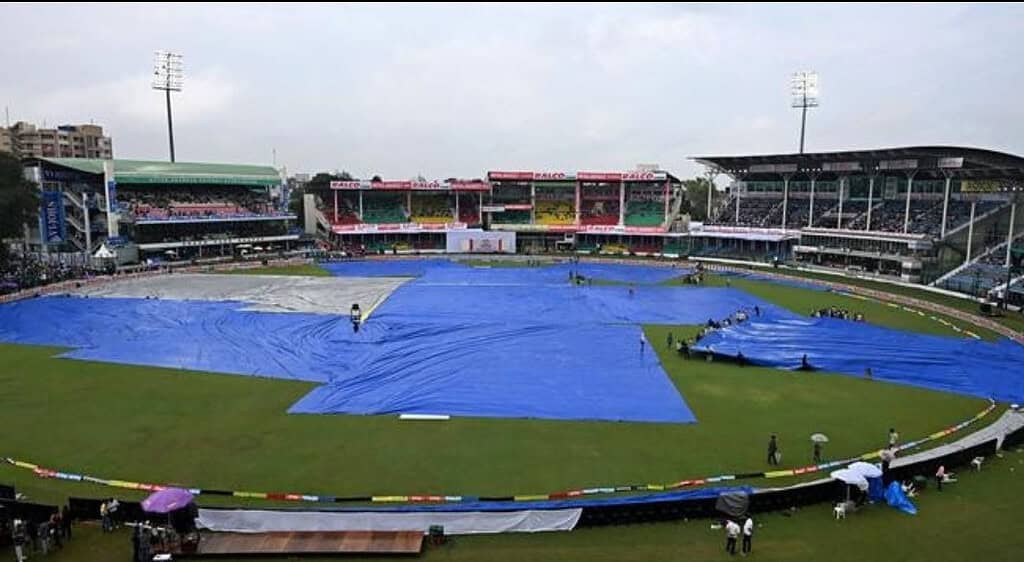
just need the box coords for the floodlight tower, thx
[152,51,183,162]
[791,71,819,154]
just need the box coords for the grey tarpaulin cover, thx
[196,507,582,535]
[715,491,749,518]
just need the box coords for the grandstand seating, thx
[854,199,935,234]
[410,194,453,224]
[120,186,283,221]
[819,200,870,229]
[580,199,619,225]
[325,196,361,225]
[940,262,1009,295]
[361,194,407,224]
[710,195,1004,238]
[711,197,778,227]
[536,200,575,225]
[624,201,664,227]
[493,210,531,224]
[629,241,662,254]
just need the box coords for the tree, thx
[682,177,723,222]
[0,152,38,240]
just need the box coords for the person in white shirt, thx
[888,428,899,447]
[725,519,741,556]
[742,516,754,555]
[880,446,897,482]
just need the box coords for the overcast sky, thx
[3,3,1023,179]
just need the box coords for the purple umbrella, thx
[141,487,194,514]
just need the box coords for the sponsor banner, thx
[137,235,299,251]
[106,181,118,213]
[748,164,797,174]
[878,159,918,171]
[43,168,89,182]
[447,230,516,254]
[41,191,67,244]
[502,204,534,211]
[489,171,576,181]
[960,179,1019,193]
[331,180,491,191]
[481,205,506,213]
[822,161,862,172]
[578,171,666,182]
[490,224,577,233]
[449,180,491,192]
[578,225,667,234]
[373,180,444,191]
[330,181,366,190]
[331,222,468,234]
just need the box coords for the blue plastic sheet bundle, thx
[884,481,917,515]
[692,310,1024,403]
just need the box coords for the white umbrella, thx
[847,461,883,479]
[830,469,869,491]
[810,433,829,443]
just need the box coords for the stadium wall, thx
[446,230,516,254]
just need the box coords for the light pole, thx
[152,51,183,162]
[791,71,819,154]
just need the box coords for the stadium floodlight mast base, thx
[152,50,183,163]
[791,71,819,154]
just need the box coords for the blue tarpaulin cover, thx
[884,481,917,515]
[692,310,1024,403]
[0,262,771,423]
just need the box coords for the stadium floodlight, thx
[791,71,819,154]
[152,51,183,162]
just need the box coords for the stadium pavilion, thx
[693,146,1024,285]
[23,157,297,263]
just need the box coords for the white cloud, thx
[2,4,1023,178]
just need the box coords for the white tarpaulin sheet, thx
[73,273,407,316]
[197,507,582,535]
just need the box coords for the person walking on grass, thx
[666,331,674,349]
[100,500,111,532]
[725,519,740,555]
[888,428,899,448]
[742,515,754,556]
[767,434,780,466]
[13,520,27,562]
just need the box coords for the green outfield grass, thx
[29,448,1024,562]
[220,263,330,276]
[0,266,1015,562]
[760,265,1024,335]
[689,274,1001,340]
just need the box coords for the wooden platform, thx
[183,530,424,557]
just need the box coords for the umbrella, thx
[142,488,194,514]
[830,469,869,492]
[847,461,883,479]
[810,433,829,443]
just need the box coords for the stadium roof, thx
[691,146,1024,181]
[30,157,282,186]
